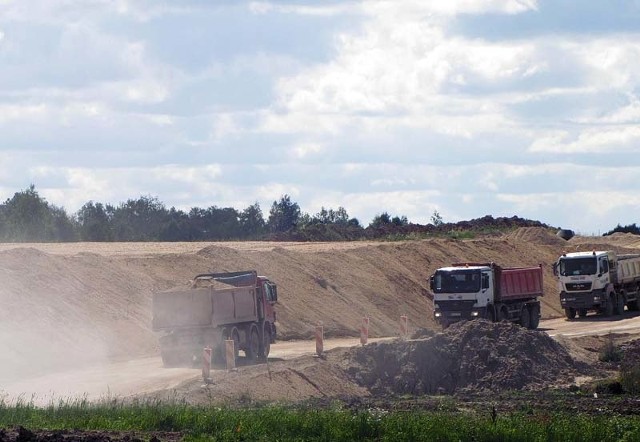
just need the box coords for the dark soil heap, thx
[347,320,588,395]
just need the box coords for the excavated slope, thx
[1,228,638,382]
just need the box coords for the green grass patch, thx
[1,397,640,441]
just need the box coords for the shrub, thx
[598,335,623,363]
[620,364,640,394]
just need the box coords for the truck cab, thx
[430,265,494,324]
[555,251,614,317]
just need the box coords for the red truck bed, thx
[495,265,544,301]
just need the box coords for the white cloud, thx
[529,127,640,154]
[249,2,361,17]
[290,142,324,160]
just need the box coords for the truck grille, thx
[565,282,592,292]
[437,300,475,311]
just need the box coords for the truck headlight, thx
[434,312,441,317]
[594,296,600,301]
[561,298,566,302]
[471,311,479,317]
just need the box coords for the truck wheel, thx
[245,326,260,363]
[529,305,540,329]
[603,295,614,317]
[259,325,271,361]
[520,307,531,328]
[498,306,508,322]
[578,308,588,318]
[488,306,497,323]
[628,299,640,312]
[565,307,576,320]
[614,294,625,315]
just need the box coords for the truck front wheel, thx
[602,296,614,317]
[520,307,531,328]
[614,294,625,315]
[565,307,576,320]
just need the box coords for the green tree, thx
[268,195,301,233]
[431,210,444,226]
[0,185,77,242]
[369,212,392,228]
[188,206,241,240]
[110,195,168,241]
[239,202,265,238]
[77,201,113,241]
[159,208,191,241]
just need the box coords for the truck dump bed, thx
[152,270,259,331]
[495,265,544,301]
[616,255,640,285]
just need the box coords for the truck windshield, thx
[433,270,481,293]
[558,257,597,276]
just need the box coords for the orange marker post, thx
[315,324,324,356]
[400,315,408,340]
[360,317,369,346]
[225,339,236,371]
[202,346,212,380]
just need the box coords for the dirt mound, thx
[505,227,567,247]
[346,320,589,394]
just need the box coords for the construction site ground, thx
[2,227,640,417]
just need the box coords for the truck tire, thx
[244,325,260,363]
[614,294,625,315]
[529,304,540,329]
[578,308,588,318]
[602,295,614,317]
[520,306,531,329]
[565,307,576,320]
[628,299,640,312]
[488,305,497,323]
[498,306,508,322]
[259,324,271,360]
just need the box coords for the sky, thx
[1,0,639,235]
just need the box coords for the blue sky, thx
[1,0,639,234]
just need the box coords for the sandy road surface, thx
[0,337,387,405]
[2,316,640,406]
[542,311,640,337]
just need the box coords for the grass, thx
[2,397,640,441]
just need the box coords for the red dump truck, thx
[430,263,544,329]
[152,270,277,367]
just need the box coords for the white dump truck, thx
[429,262,544,329]
[554,251,640,319]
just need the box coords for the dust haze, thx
[1,229,640,402]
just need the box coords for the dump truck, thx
[429,263,544,329]
[152,270,277,367]
[554,251,640,319]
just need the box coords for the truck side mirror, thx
[272,284,278,302]
[552,262,558,277]
[429,276,434,291]
[482,274,489,289]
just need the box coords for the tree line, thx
[0,185,413,242]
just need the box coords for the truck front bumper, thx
[560,289,605,309]
[434,300,484,324]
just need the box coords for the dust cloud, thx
[1,229,639,402]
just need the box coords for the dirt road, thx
[3,315,639,406]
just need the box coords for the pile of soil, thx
[345,320,590,394]
[505,227,567,247]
